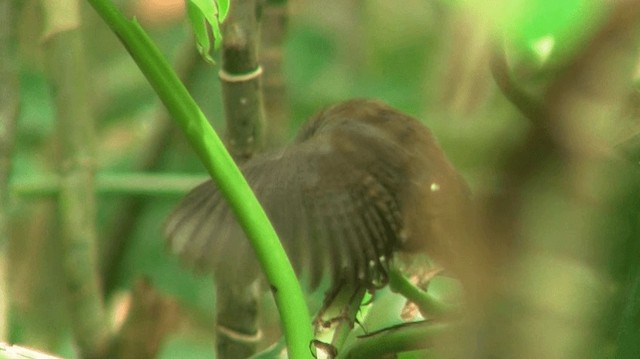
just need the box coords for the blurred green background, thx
[4,0,640,358]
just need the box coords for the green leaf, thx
[217,0,230,23]
[186,0,229,62]
[186,0,215,64]
[211,18,223,50]
[492,0,606,64]
[189,0,218,31]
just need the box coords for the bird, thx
[164,99,472,293]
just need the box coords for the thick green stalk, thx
[84,1,314,357]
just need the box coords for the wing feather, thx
[164,99,470,291]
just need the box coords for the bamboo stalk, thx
[42,1,110,356]
[260,0,290,147]
[220,0,265,161]
[11,173,206,197]
[0,0,20,342]
[216,2,272,356]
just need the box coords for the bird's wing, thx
[164,134,406,290]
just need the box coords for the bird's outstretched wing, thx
[165,99,469,290]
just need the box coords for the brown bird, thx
[165,99,471,292]
[166,99,473,357]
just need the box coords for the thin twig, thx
[388,268,458,318]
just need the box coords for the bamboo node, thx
[217,324,263,343]
[218,66,263,83]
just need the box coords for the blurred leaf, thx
[159,334,216,359]
[398,349,434,358]
[601,166,640,358]
[17,71,55,147]
[616,274,640,359]
[427,276,464,306]
[218,0,230,22]
[185,0,227,64]
[493,0,606,64]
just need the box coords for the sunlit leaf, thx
[185,0,229,63]
[218,0,230,23]
[211,19,223,50]
[189,0,218,30]
[186,0,215,64]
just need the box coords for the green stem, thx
[330,287,366,353]
[313,285,366,356]
[340,320,454,358]
[388,267,458,317]
[84,1,313,357]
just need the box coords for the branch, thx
[388,268,459,318]
[11,173,207,197]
